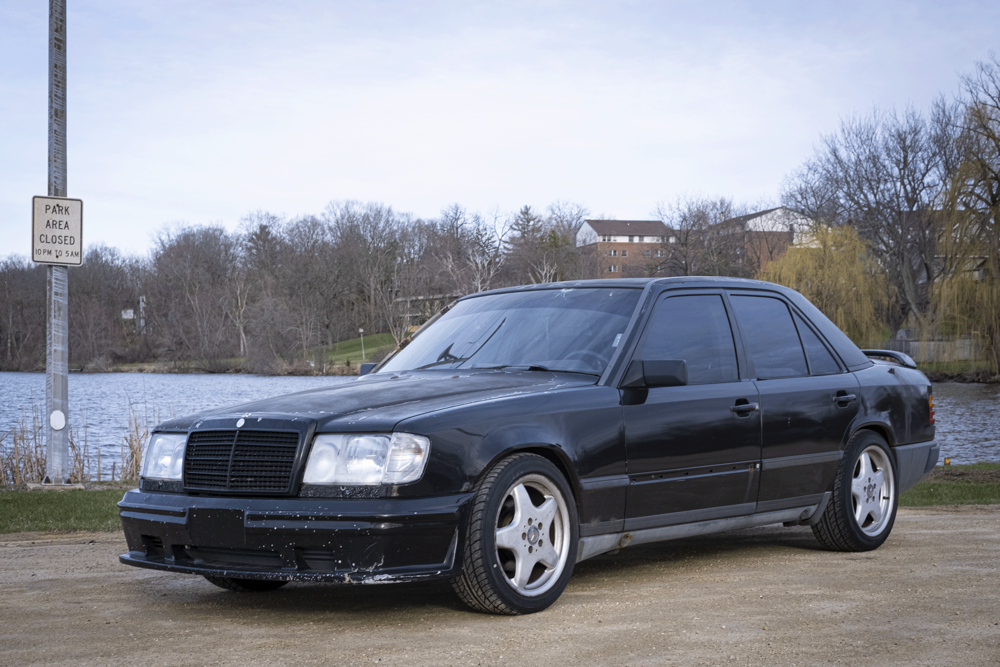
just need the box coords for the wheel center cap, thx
[526,526,540,545]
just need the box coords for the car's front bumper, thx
[118,489,473,584]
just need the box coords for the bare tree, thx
[951,53,1000,276]
[68,245,145,367]
[653,196,747,277]
[147,225,240,369]
[781,105,959,331]
[0,257,46,371]
[240,210,285,277]
[244,293,296,374]
[429,205,509,295]
[545,201,589,239]
[324,201,431,344]
[466,210,510,292]
[370,218,435,345]
[506,204,591,283]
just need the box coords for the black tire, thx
[812,430,898,552]
[203,576,289,592]
[451,453,578,615]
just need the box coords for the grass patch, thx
[1,463,996,534]
[0,489,125,533]
[900,481,1000,506]
[326,333,397,365]
[900,462,1000,506]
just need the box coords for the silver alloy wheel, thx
[851,444,895,536]
[493,473,571,597]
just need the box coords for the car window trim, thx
[598,282,660,386]
[726,289,816,381]
[726,287,850,379]
[612,287,750,387]
[788,307,847,375]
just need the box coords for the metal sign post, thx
[37,0,73,484]
[33,195,82,485]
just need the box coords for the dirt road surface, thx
[1,506,998,666]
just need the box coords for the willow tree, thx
[934,278,1000,372]
[759,224,893,346]
[934,54,1000,372]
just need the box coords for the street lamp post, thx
[359,328,365,361]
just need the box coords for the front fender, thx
[397,384,626,524]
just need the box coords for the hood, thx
[153,369,597,433]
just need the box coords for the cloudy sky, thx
[1,0,998,258]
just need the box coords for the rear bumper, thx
[118,489,473,583]
[894,440,939,494]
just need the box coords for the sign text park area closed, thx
[32,196,83,266]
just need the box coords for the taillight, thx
[929,394,935,424]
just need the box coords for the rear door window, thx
[793,312,842,375]
[637,294,739,384]
[730,295,808,379]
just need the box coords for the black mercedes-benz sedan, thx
[119,277,938,614]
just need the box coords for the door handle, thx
[730,402,759,414]
[834,393,857,404]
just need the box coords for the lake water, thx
[0,372,353,479]
[1,372,998,479]
[928,381,1000,465]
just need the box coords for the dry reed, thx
[120,399,149,481]
[1,407,46,485]
[2,395,159,485]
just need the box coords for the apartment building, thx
[576,219,672,277]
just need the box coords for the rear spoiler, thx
[860,349,918,369]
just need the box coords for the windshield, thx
[379,288,641,375]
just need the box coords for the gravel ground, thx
[1,506,998,667]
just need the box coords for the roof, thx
[721,207,783,227]
[583,219,670,236]
[719,207,811,234]
[471,276,872,372]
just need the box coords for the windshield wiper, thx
[470,364,550,371]
[470,363,602,377]
[545,368,601,376]
[416,357,471,370]
[418,318,507,371]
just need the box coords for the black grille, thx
[184,430,301,493]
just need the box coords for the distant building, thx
[576,219,672,277]
[576,209,812,279]
[719,206,807,237]
[716,207,810,274]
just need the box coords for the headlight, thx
[303,433,430,485]
[141,433,187,481]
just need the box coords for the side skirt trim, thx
[761,450,842,471]
[576,506,818,563]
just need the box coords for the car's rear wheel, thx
[203,576,289,592]
[451,453,578,614]
[812,430,897,551]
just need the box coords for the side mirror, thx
[359,362,376,376]
[620,359,688,388]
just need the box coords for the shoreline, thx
[3,363,362,377]
[4,365,998,382]
[923,369,1000,384]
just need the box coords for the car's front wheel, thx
[452,453,578,614]
[812,430,897,551]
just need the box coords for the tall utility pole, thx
[45,0,70,484]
